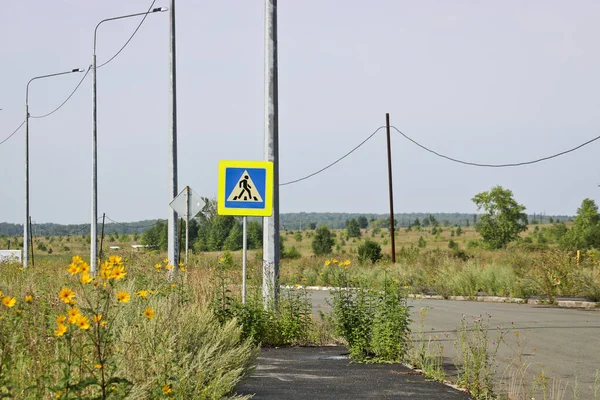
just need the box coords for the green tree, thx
[418,236,427,248]
[357,239,382,265]
[560,198,600,250]
[223,222,243,251]
[247,221,263,249]
[346,219,361,238]
[472,186,528,249]
[456,226,463,236]
[574,198,599,231]
[422,216,430,227]
[357,216,369,229]
[413,218,421,228]
[428,214,439,227]
[312,225,335,255]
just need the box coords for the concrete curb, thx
[283,285,600,309]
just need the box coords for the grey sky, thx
[2,1,600,224]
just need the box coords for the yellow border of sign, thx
[218,160,273,216]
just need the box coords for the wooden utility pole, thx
[386,113,396,263]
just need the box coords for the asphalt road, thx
[236,346,472,399]
[309,289,600,400]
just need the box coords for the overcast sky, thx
[2,1,600,224]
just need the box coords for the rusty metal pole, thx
[386,113,396,263]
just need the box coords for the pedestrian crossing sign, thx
[218,160,273,216]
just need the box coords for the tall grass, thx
[0,254,257,399]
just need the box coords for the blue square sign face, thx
[224,167,266,209]
[218,160,273,216]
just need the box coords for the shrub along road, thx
[310,289,600,399]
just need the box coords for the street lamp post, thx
[91,7,168,274]
[24,68,84,268]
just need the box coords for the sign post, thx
[218,160,273,304]
[169,186,203,266]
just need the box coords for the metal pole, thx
[263,0,280,309]
[29,217,35,267]
[242,216,247,304]
[24,103,29,267]
[168,0,179,272]
[99,213,106,262]
[386,113,396,263]
[91,53,98,274]
[24,69,82,267]
[185,185,189,266]
[91,8,167,274]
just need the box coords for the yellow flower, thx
[67,307,81,324]
[136,290,149,299]
[332,259,339,264]
[58,288,75,304]
[80,262,90,273]
[108,255,123,265]
[93,314,102,323]
[55,391,62,399]
[77,316,90,330]
[80,271,93,284]
[0,290,2,297]
[56,315,67,324]
[171,283,176,288]
[116,291,130,303]
[2,296,16,308]
[68,262,81,275]
[94,363,103,369]
[111,265,127,280]
[324,260,331,266]
[144,308,155,319]
[72,255,84,264]
[54,323,67,337]
[180,267,186,272]
[154,263,162,269]
[178,262,184,267]
[343,260,351,266]
[162,384,173,395]
[165,264,174,270]
[100,261,113,280]
[100,321,108,328]
[219,257,225,263]
[25,294,33,303]
[164,258,170,264]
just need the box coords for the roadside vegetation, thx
[2,186,600,398]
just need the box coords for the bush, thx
[331,276,411,362]
[282,246,302,259]
[312,225,335,256]
[357,239,382,265]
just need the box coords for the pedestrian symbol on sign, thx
[218,160,273,216]
[228,171,263,202]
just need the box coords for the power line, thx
[0,121,25,146]
[97,0,157,69]
[1,0,158,143]
[104,215,162,229]
[391,126,600,168]
[280,126,385,186]
[30,66,92,119]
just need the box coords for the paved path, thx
[310,289,600,399]
[236,346,472,399]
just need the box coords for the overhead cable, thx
[97,0,158,69]
[0,121,25,146]
[391,126,600,168]
[280,126,385,186]
[105,215,162,229]
[30,66,92,119]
